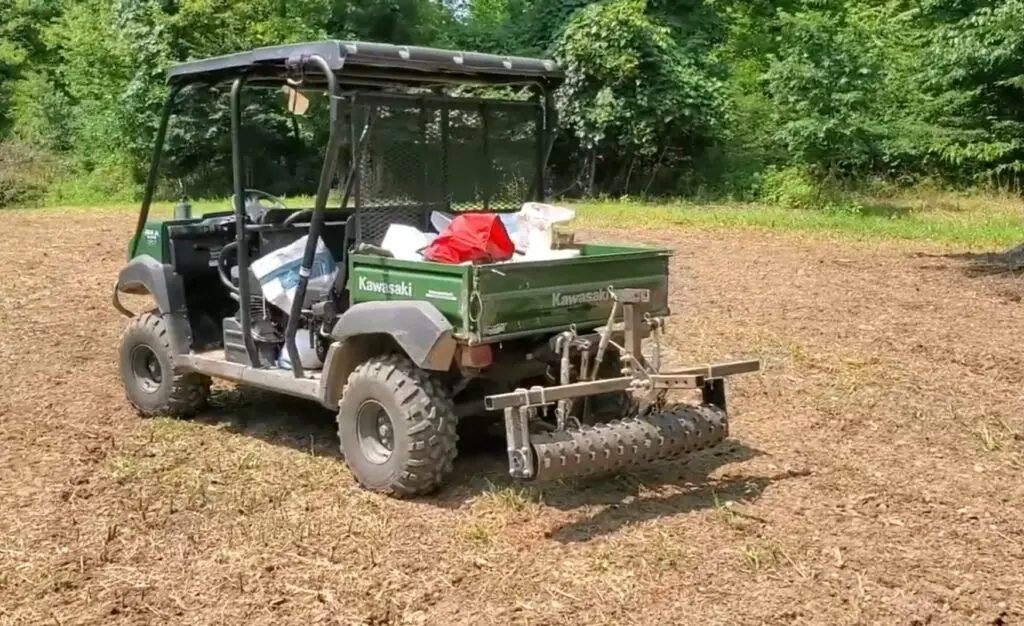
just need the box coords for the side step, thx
[176,351,322,404]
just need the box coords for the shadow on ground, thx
[444,438,809,544]
[195,386,342,457]
[190,385,801,543]
[912,244,1024,280]
[539,443,804,544]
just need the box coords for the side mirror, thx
[282,85,310,116]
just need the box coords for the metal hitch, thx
[485,287,762,482]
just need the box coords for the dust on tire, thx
[118,310,211,418]
[336,353,459,498]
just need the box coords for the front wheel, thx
[336,354,459,498]
[119,311,211,418]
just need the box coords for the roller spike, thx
[528,404,728,482]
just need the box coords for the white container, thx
[515,202,575,255]
[277,330,323,370]
[524,224,553,257]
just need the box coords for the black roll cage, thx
[131,42,562,379]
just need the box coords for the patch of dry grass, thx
[2,211,1024,625]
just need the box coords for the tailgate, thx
[472,244,671,342]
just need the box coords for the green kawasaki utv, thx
[113,40,761,497]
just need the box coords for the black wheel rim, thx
[130,345,163,394]
[355,400,395,464]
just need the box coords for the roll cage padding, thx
[329,300,457,371]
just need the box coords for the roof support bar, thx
[283,54,343,378]
[130,84,183,259]
[230,75,260,367]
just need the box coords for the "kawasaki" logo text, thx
[552,289,611,307]
[358,276,414,298]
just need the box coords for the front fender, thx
[116,255,187,316]
[115,255,192,355]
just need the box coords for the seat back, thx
[257,207,354,262]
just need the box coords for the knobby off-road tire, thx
[119,311,211,418]
[337,354,459,498]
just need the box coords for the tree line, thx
[1,0,1023,208]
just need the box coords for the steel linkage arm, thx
[489,287,762,483]
[484,287,762,413]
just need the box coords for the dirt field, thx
[2,211,1023,626]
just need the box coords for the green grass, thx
[23,190,1024,249]
[572,198,1024,249]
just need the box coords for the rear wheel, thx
[337,354,459,498]
[119,311,211,418]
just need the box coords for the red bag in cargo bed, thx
[423,212,515,264]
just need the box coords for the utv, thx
[113,40,761,497]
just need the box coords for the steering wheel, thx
[230,189,287,222]
[283,207,315,227]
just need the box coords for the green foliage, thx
[761,3,887,175]
[760,165,820,210]
[2,0,1024,208]
[555,0,724,154]
[0,139,61,207]
[550,0,726,196]
[915,0,1024,186]
[8,70,71,151]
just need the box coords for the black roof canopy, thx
[166,40,565,90]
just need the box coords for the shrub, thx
[760,165,820,209]
[0,140,62,208]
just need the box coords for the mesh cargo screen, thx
[338,96,543,245]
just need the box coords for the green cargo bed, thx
[347,243,672,344]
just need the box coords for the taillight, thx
[459,344,493,369]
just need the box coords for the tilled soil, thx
[1,211,1023,626]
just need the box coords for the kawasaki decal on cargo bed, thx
[356,276,457,303]
[551,289,613,307]
[357,276,414,298]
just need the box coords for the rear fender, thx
[318,301,457,409]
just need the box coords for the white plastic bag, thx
[429,210,453,233]
[250,235,337,314]
[515,202,575,257]
[381,223,436,261]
